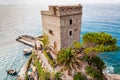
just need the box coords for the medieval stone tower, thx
[41,4,82,51]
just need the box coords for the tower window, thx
[69,30,72,36]
[49,30,54,35]
[70,19,72,25]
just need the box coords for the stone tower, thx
[41,4,82,51]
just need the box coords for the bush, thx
[89,56,106,74]
[82,32,117,45]
[40,34,49,47]
[82,32,119,53]
[73,72,85,80]
[82,54,90,61]
[73,42,82,49]
[54,72,62,80]
[85,66,102,80]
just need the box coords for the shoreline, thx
[105,74,120,80]
[17,63,27,80]
[18,60,120,80]
[16,35,120,80]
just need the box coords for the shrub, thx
[73,42,82,49]
[54,72,62,80]
[73,72,85,80]
[85,66,102,80]
[40,34,49,47]
[82,54,90,61]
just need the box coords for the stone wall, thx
[41,4,82,50]
[41,15,61,50]
[60,14,82,48]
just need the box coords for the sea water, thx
[82,4,120,74]
[0,4,120,79]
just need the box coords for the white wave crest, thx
[103,65,114,74]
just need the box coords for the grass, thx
[34,58,46,80]
[43,51,55,67]
[25,49,51,80]
[33,53,50,80]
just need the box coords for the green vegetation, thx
[56,32,119,79]
[43,51,55,67]
[73,72,85,80]
[85,66,102,80]
[25,32,119,80]
[82,54,90,62]
[57,47,83,75]
[82,32,117,45]
[40,34,49,47]
[32,53,50,80]
[84,45,119,54]
[54,72,62,80]
[73,42,82,49]
[56,44,106,79]
[82,54,106,75]
[82,32,119,54]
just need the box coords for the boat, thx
[6,70,17,75]
[23,48,33,55]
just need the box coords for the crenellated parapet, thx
[41,4,82,16]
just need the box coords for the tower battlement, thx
[41,4,82,16]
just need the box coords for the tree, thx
[82,32,119,52]
[57,47,83,75]
[55,32,119,79]
[82,32,117,45]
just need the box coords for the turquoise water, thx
[81,4,120,74]
[0,6,43,80]
[0,4,120,79]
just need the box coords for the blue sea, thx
[0,4,120,79]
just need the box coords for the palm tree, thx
[57,47,83,75]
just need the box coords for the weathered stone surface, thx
[41,4,82,51]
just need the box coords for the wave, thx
[103,65,114,74]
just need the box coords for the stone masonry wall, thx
[41,4,82,51]
[60,14,82,48]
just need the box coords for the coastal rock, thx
[105,74,120,80]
